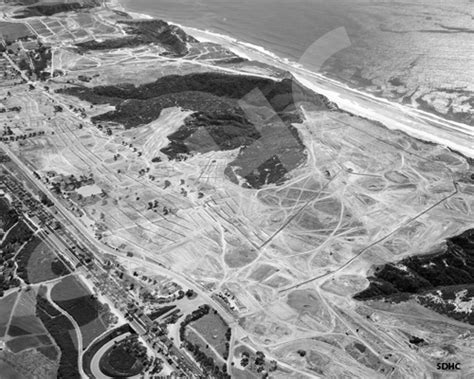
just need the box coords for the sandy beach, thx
[110,0,474,158]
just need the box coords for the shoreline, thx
[108,0,473,158]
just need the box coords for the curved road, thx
[89,332,131,379]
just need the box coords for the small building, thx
[27,215,41,227]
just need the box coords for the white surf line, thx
[179,26,474,157]
[110,1,473,157]
[295,74,474,157]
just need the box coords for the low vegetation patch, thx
[51,275,113,348]
[235,346,278,376]
[58,72,326,187]
[35,290,80,379]
[6,334,51,353]
[16,237,71,284]
[0,292,17,337]
[38,345,60,362]
[190,311,231,358]
[179,305,231,378]
[8,290,47,337]
[0,21,33,43]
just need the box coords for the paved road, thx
[1,143,316,378]
[89,333,132,379]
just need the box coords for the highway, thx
[0,145,203,376]
[4,24,466,377]
[1,132,241,320]
[1,141,317,379]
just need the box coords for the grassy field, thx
[16,236,71,284]
[185,328,224,363]
[189,311,230,358]
[51,275,110,348]
[37,345,59,361]
[0,348,57,379]
[35,291,80,379]
[0,292,18,337]
[8,290,47,337]
[0,21,33,42]
[6,335,48,353]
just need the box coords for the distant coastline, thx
[109,0,474,158]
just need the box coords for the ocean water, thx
[121,0,474,124]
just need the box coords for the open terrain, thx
[0,0,473,378]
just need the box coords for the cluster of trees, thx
[148,356,164,376]
[2,126,14,136]
[240,350,277,375]
[138,167,150,177]
[145,199,173,215]
[40,192,54,207]
[97,124,113,136]
[78,75,92,83]
[355,228,474,301]
[0,270,20,297]
[68,104,87,119]
[0,198,19,229]
[2,220,33,247]
[99,334,153,377]
[240,351,250,367]
[50,174,95,193]
[36,292,80,378]
[15,2,97,19]
[146,199,159,210]
[112,334,149,367]
[178,305,233,377]
[184,342,230,379]
[75,18,195,57]
[17,43,52,80]
[178,304,210,341]
[82,325,134,378]
[1,130,45,142]
[161,309,181,325]
[0,204,25,296]
[1,105,22,113]
[222,327,232,359]
[148,305,176,321]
